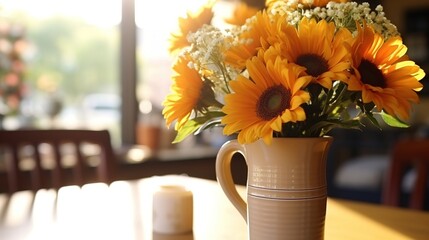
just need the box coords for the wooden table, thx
[1,175,428,240]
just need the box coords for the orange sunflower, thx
[169,2,214,54]
[348,24,425,121]
[278,18,352,89]
[222,49,312,144]
[225,11,286,69]
[224,2,259,26]
[162,55,205,130]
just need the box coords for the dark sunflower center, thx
[196,80,217,110]
[257,85,291,120]
[358,59,387,88]
[296,54,329,77]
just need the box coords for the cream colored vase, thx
[216,137,333,240]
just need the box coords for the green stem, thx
[219,62,232,93]
[322,87,334,115]
[326,83,347,116]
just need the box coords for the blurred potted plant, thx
[0,20,28,128]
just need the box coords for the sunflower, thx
[162,55,205,130]
[224,11,286,69]
[224,2,260,26]
[278,18,352,89]
[348,24,425,121]
[222,49,312,144]
[169,2,214,54]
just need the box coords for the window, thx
[0,0,122,146]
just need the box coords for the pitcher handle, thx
[215,140,247,221]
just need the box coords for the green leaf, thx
[172,119,204,143]
[194,117,222,135]
[364,112,382,130]
[194,111,225,133]
[173,111,225,143]
[380,112,409,128]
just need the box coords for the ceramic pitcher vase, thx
[216,137,333,240]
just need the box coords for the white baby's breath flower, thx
[327,9,335,17]
[305,2,401,39]
[184,23,242,92]
[187,61,195,70]
[362,6,371,15]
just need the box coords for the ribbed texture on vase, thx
[248,185,327,199]
[247,195,326,240]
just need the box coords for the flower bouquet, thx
[162,0,425,145]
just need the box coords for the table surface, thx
[1,175,428,240]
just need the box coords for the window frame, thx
[120,0,138,145]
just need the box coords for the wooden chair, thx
[382,138,429,210]
[0,129,116,193]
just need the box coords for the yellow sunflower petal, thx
[270,116,283,132]
[290,91,311,109]
[162,55,204,128]
[225,11,287,69]
[349,24,425,120]
[169,2,214,54]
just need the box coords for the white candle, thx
[152,185,193,234]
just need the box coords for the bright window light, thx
[0,0,122,28]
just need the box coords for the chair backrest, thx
[0,129,116,193]
[382,138,429,210]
